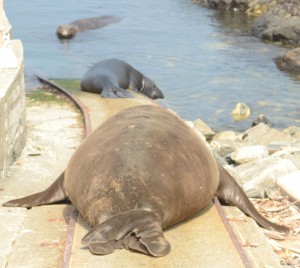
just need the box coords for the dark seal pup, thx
[2,105,289,257]
[56,16,122,39]
[80,59,164,99]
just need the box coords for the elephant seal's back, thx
[64,105,219,228]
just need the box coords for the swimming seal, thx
[2,105,289,257]
[80,58,164,99]
[56,16,122,39]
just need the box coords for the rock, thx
[272,148,300,169]
[186,120,213,152]
[210,130,242,157]
[246,1,274,16]
[277,170,300,203]
[251,1,300,45]
[210,140,239,157]
[282,126,300,138]
[242,123,294,146]
[193,118,215,141]
[231,103,251,120]
[213,130,241,141]
[185,120,208,143]
[274,47,300,72]
[214,152,228,166]
[231,145,269,164]
[251,114,272,127]
[235,158,298,198]
[194,0,249,11]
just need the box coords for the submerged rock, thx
[231,103,251,120]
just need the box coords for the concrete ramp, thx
[59,83,282,268]
[69,204,245,268]
[0,80,282,268]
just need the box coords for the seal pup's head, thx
[141,77,164,99]
[56,24,78,39]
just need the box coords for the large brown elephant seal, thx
[56,16,122,39]
[80,58,164,99]
[2,105,289,257]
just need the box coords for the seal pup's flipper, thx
[2,171,68,208]
[216,164,290,234]
[81,209,171,257]
[101,86,132,98]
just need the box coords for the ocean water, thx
[5,0,300,130]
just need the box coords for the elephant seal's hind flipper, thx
[2,171,68,208]
[216,164,290,234]
[81,209,171,257]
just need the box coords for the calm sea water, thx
[5,0,300,130]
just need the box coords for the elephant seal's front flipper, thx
[2,172,68,208]
[101,86,132,98]
[81,209,171,257]
[216,164,290,233]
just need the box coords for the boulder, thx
[242,123,294,146]
[251,114,272,127]
[210,140,239,157]
[251,1,300,44]
[275,47,300,72]
[194,0,249,11]
[277,170,300,204]
[210,130,242,157]
[212,130,241,141]
[272,148,300,169]
[231,145,269,164]
[282,126,300,139]
[193,118,215,141]
[234,157,298,198]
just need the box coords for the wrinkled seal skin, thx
[56,16,122,39]
[80,58,164,99]
[2,105,289,257]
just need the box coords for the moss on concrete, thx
[27,90,66,105]
[52,79,81,94]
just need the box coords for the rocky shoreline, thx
[194,119,300,200]
[192,116,300,267]
[194,0,300,74]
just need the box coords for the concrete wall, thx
[0,3,26,178]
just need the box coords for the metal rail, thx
[36,76,91,268]
[36,75,92,137]
[213,197,253,268]
[37,77,252,268]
